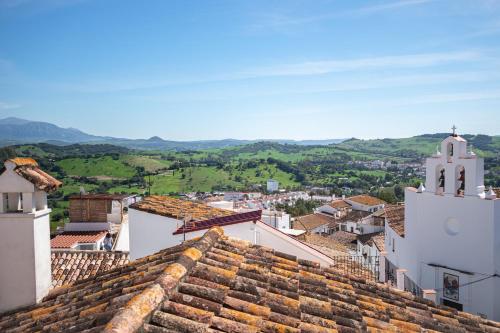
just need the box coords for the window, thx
[392,238,395,252]
[75,243,96,250]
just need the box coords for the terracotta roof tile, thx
[51,250,130,288]
[130,195,233,221]
[293,213,336,232]
[329,200,351,209]
[372,233,385,252]
[173,210,262,235]
[3,157,62,192]
[1,227,499,332]
[385,204,405,237]
[346,195,386,206]
[50,231,107,249]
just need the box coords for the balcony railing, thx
[330,255,380,282]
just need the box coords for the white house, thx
[128,196,335,266]
[316,199,351,218]
[267,179,279,192]
[384,130,500,320]
[0,158,61,312]
[356,231,385,269]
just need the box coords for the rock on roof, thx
[3,157,62,192]
[130,195,233,222]
[50,231,107,249]
[1,228,500,332]
[346,195,386,207]
[293,213,336,232]
[385,204,405,237]
[51,250,129,288]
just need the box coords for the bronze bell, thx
[438,170,445,188]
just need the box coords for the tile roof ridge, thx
[103,226,225,333]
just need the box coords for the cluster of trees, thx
[275,199,321,217]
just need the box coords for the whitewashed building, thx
[128,196,334,266]
[267,179,279,192]
[384,130,500,320]
[0,158,61,312]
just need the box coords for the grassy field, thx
[57,156,137,178]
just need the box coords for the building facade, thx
[385,132,500,320]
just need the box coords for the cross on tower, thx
[452,125,457,136]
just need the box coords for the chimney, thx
[0,158,61,312]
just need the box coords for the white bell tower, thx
[424,126,485,197]
[0,158,61,312]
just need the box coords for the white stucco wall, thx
[389,189,500,320]
[114,220,130,251]
[129,208,335,266]
[129,209,180,260]
[0,210,52,313]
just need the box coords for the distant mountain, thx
[0,117,101,143]
[0,117,346,150]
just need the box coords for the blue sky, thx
[1,0,500,140]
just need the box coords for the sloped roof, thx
[329,200,351,209]
[346,195,386,206]
[293,213,336,232]
[3,157,62,192]
[358,232,384,248]
[1,228,499,332]
[51,250,129,288]
[372,233,385,252]
[173,210,262,235]
[385,204,405,237]
[50,231,107,249]
[130,195,233,222]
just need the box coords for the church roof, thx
[2,157,62,192]
[2,227,499,333]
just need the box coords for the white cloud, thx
[248,0,435,31]
[239,51,480,78]
[0,102,21,109]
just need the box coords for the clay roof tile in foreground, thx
[385,204,405,237]
[130,195,233,221]
[51,250,129,288]
[346,194,386,206]
[3,157,62,192]
[1,227,499,333]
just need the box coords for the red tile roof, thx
[385,204,405,237]
[329,200,351,209]
[1,228,499,332]
[173,210,262,235]
[50,231,107,249]
[3,157,62,192]
[293,213,336,232]
[51,250,129,288]
[130,195,233,221]
[346,195,386,206]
